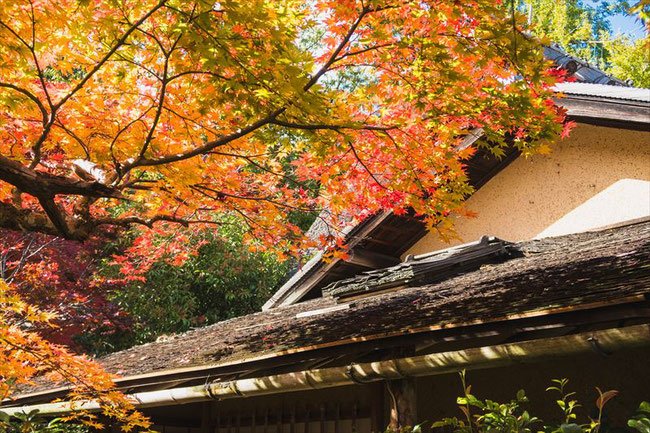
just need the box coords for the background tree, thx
[520,0,650,87]
[78,221,292,354]
[0,229,131,349]
[1,221,294,355]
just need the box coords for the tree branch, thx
[139,53,171,160]
[0,155,120,198]
[37,196,71,238]
[0,201,62,238]
[121,106,286,169]
[121,4,375,170]
[95,214,223,229]
[347,140,389,190]
[54,0,166,111]
[0,82,48,126]
[334,42,395,62]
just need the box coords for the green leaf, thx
[639,402,650,414]
[629,419,650,433]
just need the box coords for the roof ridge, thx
[544,44,629,87]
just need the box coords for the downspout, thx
[2,324,649,417]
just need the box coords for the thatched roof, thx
[7,219,650,405]
[97,219,650,376]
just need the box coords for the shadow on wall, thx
[536,178,650,238]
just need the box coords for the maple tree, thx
[0,229,131,350]
[0,0,570,426]
[0,0,568,258]
[0,280,151,431]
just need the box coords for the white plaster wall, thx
[404,123,650,257]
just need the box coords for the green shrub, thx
[0,410,88,433]
[77,223,292,355]
[426,371,648,433]
[628,402,650,433]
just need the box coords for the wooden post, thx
[370,382,385,433]
[305,405,311,433]
[319,403,326,433]
[263,408,269,433]
[386,378,417,430]
[201,402,214,433]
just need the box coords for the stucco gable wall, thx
[405,124,650,257]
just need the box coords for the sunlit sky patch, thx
[610,13,646,39]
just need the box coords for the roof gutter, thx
[2,324,649,417]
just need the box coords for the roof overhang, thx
[3,324,648,416]
[556,81,650,130]
[4,219,650,408]
[561,95,650,131]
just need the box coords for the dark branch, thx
[95,214,223,229]
[0,82,48,126]
[347,140,389,190]
[303,5,371,91]
[334,42,395,62]
[0,155,120,199]
[37,196,71,238]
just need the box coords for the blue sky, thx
[610,13,646,39]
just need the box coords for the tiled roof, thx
[543,44,628,86]
[554,82,650,103]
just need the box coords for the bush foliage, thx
[77,222,292,354]
[428,372,649,433]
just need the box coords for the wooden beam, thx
[560,97,650,128]
[264,211,394,310]
[345,248,401,269]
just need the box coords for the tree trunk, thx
[387,378,417,431]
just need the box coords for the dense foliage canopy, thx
[0,230,130,349]
[0,0,567,257]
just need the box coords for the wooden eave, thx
[561,95,650,131]
[7,295,650,408]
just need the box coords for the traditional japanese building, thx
[2,47,650,433]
